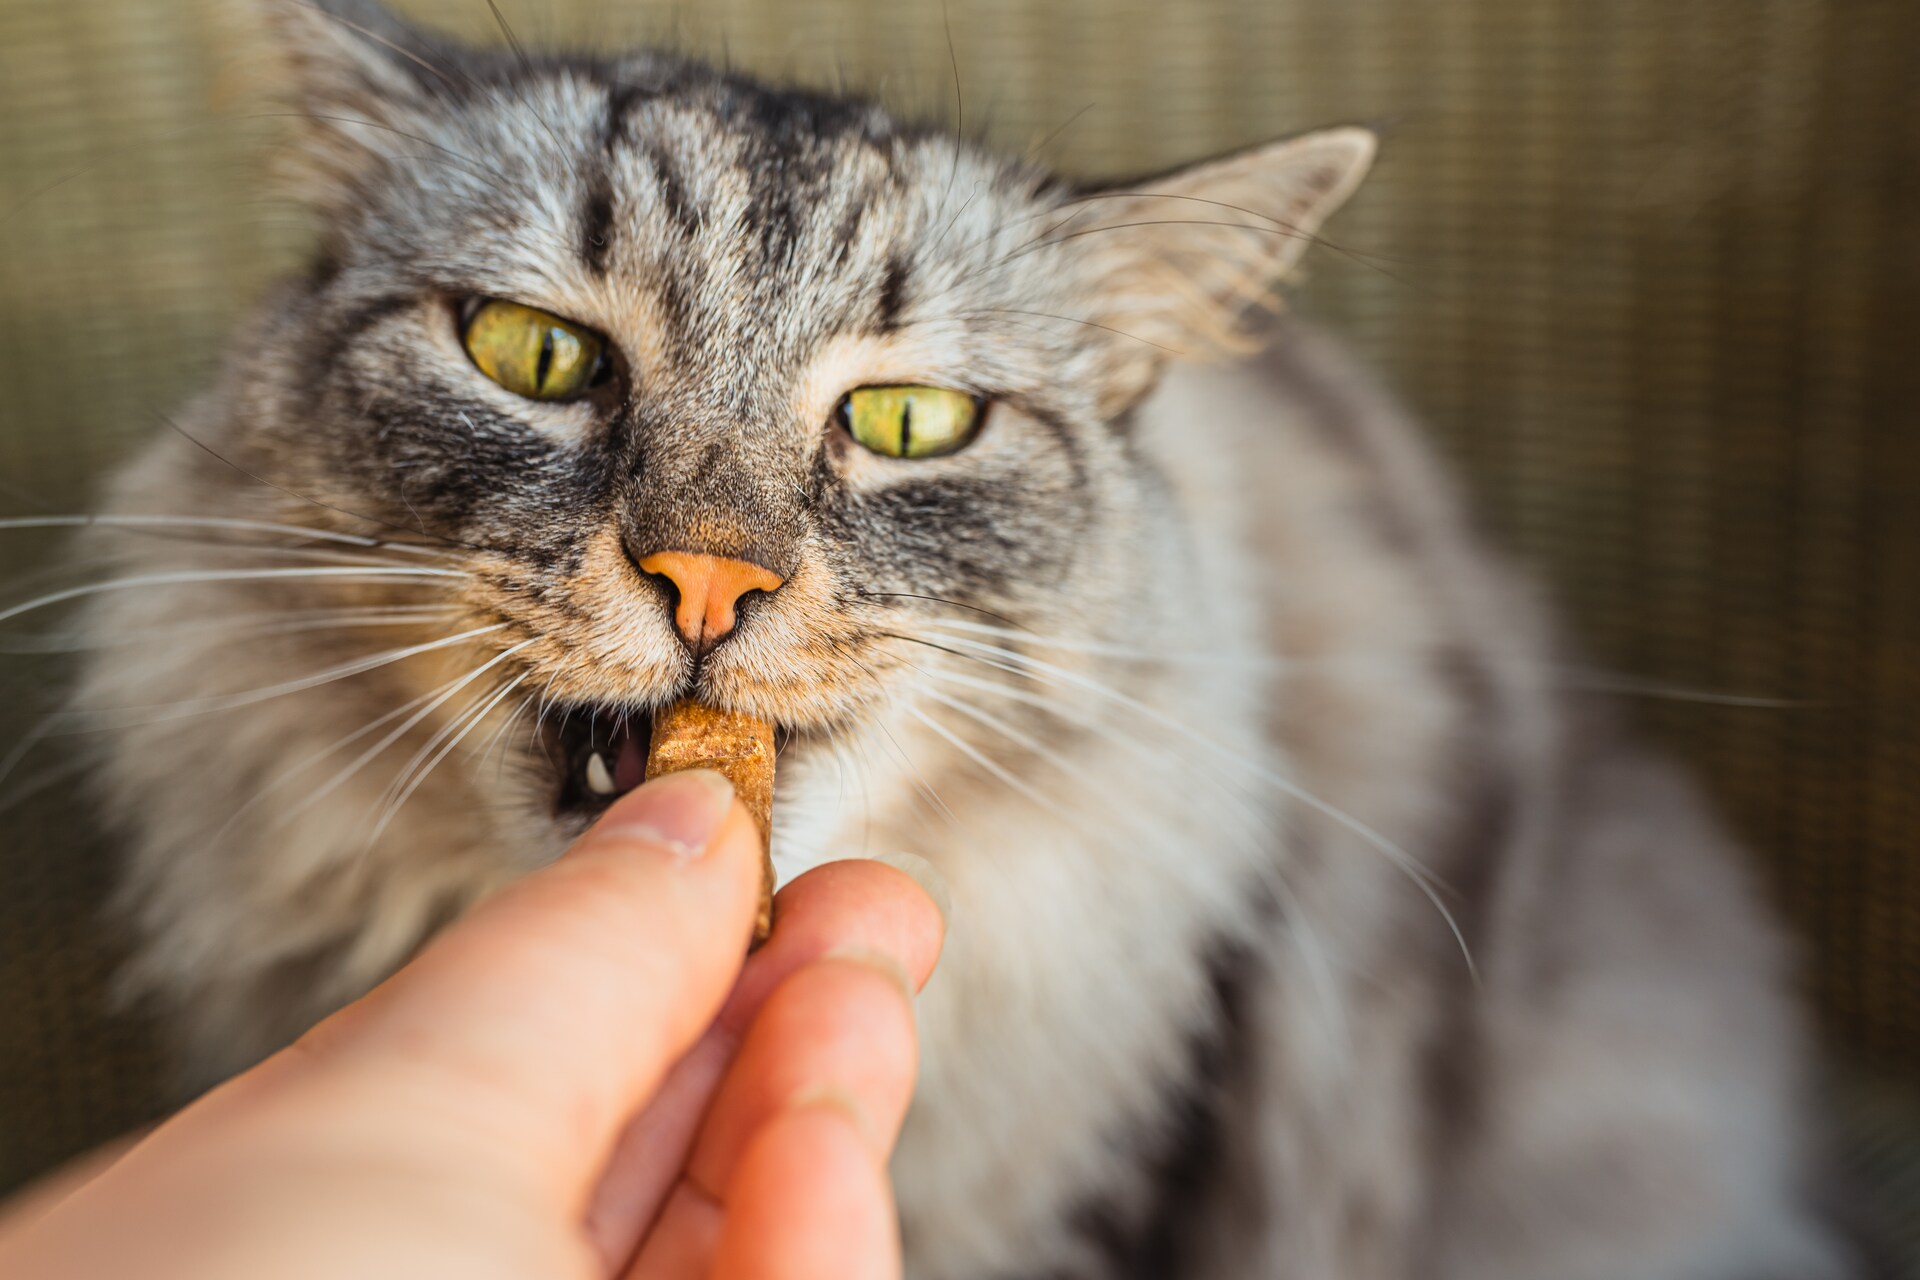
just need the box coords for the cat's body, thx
[68,2,1856,1275]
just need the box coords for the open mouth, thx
[547,705,795,817]
[549,707,655,816]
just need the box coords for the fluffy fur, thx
[65,2,1858,1274]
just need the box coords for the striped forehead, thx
[381,59,1058,421]
[584,81,924,356]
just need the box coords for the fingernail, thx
[875,852,952,927]
[594,769,735,859]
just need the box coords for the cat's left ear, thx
[1067,127,1375,404]
[257,0,463,205]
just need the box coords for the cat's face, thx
[224,0,1370,837]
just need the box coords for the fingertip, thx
[775,858,945,987]
[872,853,950,931]
[863,857,947,991]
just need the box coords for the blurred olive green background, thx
[2,0,1917,1238]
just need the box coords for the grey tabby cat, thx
[63,0,1860,1275]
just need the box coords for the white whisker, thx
[914,677,1352,1048]
[264,639,538,830]
[903,703,1056,824]
[1,606,458,655]
[896,628,1478,980]
[477,688,541,785]
[0,514,454,558]
[0,565,468,627]
[66,622,510,728]
[921,617,1260,665]
[0,752,95,822]
[366,670,532,847]
[0,714,57,795]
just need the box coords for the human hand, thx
[0,769,944,1279]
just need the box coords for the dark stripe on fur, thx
[830,191,868,266]
[642,140,699,238]
[1411,651,1515,1247]
[836,473,1073,599]
[579,178,615,274]
[305,243,344,293]
[1050,940,1259,1279]
[305,292,420,396]
[580,85,646,274]
[876,255,910,331]
[1023,404,1090,492]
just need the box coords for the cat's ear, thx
[1068,127,1375,406]
[256,0,461,203]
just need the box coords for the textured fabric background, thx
[1,0,1915,1235]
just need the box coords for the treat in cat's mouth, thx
[644,700,778,942]
[548,700,780,940]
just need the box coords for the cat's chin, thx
[543,702,800,821]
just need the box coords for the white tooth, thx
[585,751,617,796]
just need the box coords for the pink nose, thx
[637,550,786,653]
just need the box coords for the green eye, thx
[839,385,983,459]
[463,299,607,401]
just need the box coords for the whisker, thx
[0,565,466,627]
[366,669,532,847]
[919,617,1267,666]
[0,752,94,823]
[1,606,458,656]
[282,638,538,825]
[481,0,589,191]
[478,688,541,785]
[1026,101,1098,160]
[0,514,455,559]
[961,307,1184,355]
[206,665,489,847]
[893,628,1478,979]
[0,714,57,795]
[864,703,960,828]
[902,703,1053,826]
[915,664,1352,1046]
[921,620,1802,708]
[154,411,490,554]
[857,591,1021,628]
[63,622,510,731]
[1553,672,1810,709]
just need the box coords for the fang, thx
[584,751,618,796]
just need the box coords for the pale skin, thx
[0,769,944,1279]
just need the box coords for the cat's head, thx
[219,0,1372,838]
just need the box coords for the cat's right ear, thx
[1061,127,1376,414]
[257,0,460,204]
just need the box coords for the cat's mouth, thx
[545,705,794,818]
[548,707,654,816]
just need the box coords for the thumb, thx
[289,768,765,1201]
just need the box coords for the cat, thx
[59,0,1862,1275]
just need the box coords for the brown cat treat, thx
[644,700,777,943]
